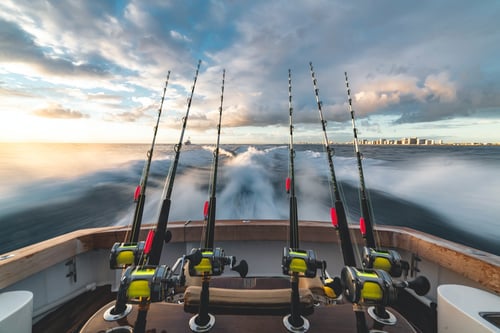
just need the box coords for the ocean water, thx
[0,143,499,255]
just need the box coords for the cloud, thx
[1,0,499,143]
[170,30,192,42]
[0,86,34,98]
[87,92,123,104]
[33,104,89,119]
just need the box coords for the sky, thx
[0,0,499,144]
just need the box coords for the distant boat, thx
[184,137,192,145]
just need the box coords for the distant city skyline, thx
[353,137,498,145]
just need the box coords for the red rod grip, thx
[285,177,291,193]
[359,217,366,235]
[144,230,155,254]
[203,201,209,217]
[330,207,338,228]
[134,185,141,202]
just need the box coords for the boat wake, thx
[0,144,499,255]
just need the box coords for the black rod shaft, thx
[310,63,368,333]
[344,71,376,248]
[148,60,201,265]
[130,71,171,243]
[288,69,299,250]
[204,69,226,249]
[287,69,305,329]
[309,62,356,267]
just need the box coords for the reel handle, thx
[395,275,430,296]
[231,259,248,278]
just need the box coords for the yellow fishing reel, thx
[109,241,145,269]
[104,265,170,321]
[282,248,322,278]
[188,248,227,276]
[188,248,248,278]
[362,246,405,277]
[340,266,397,306]
[122,265,169,302]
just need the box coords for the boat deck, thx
[80,276,417,333]
[82,301,417,333]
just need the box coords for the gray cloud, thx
[1,0,499,139]
[0,18,111,79]
[33,104,89,119]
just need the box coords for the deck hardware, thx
[410,253,422,277]
[103,326,133,333]
[65,257,77,283]
[0,254,14,261]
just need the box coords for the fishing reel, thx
[341,266,430,325]
[341,266,397,306]
[282,248,323,278]
[109,241,145,269]
[104,264,171,321]
[362,246,408,278]
[188,247,248,278]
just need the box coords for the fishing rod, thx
[104,63,205,333]
[203,69,225,249]
[109,73,171,269]
[283,68,308,332]
[281,69,331,333]
[344,72,376,248]
[287,69,299,251]
[147,60,202,266]
[129,71,171,244]
[188,69,248,333]
[308,62,369,333]
[309,62,356,267]
[342,72,430,331]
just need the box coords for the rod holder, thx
[281,248,324,333]
[103,265,169,322]
[187,248,247,332]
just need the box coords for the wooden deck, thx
[81,300,417,333]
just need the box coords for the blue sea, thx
[0,143,499,255]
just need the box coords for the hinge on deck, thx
[410,253,421,277]
[65,257,77,283]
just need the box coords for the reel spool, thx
[341,266,399,326]
[109,242,145,269]
[188,248,248,278]
[124,265,169,302]
[341,266,397,306]
[282,248,322,278]
[341,265,430,326]
[362,246,404,277]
